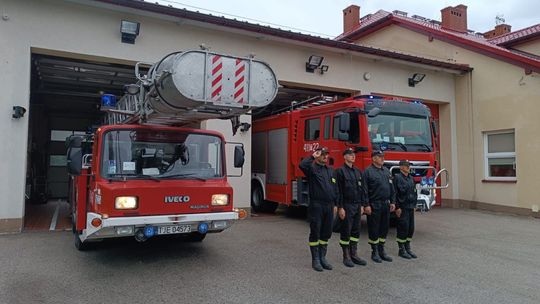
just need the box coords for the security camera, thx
[240,122,251,132]
[12,106,26,119]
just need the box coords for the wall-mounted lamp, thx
[12,106,26,119]
[120,20,140,44]
[306,55,328,74]
[408,73,426,87]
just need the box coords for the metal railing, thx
[389,165,449,189]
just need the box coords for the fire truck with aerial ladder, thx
[251,95,448,213]
[66,48,278,250]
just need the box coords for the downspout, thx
[468,71,477,202]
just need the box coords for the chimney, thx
[441,4,468,33]
[483,24,512,39]
[343,5,360,34]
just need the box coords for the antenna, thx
[495,14,505,25]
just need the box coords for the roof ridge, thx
[337,11,540,71]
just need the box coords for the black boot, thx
[341,245,355,267]
[319,244,333,270]
[378,243,393,262]
[398,242,412,259]
[310,246,323,272]
[370,244,382,263]
[350,243,367,266]
[405,241,417,259]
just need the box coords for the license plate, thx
[157,225,192,235]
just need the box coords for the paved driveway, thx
[0,208,539,304]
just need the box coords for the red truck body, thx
[69,125,241,248]
[251,96,441,212]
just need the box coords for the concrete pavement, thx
[0,208,539,304]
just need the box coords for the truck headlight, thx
[211,194,229,206]
[115,196,138,209]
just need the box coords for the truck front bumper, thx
[81,212,239,241]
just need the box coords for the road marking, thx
[49,201,60,231]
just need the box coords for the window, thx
[324,116,331,139]
[367,114,432,152]
[304,118,320,141]
[332,116,340,139]
[484,131,516,180]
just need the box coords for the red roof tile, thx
[488,23,540,46]
[337,10,540,73]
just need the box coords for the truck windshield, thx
[368,114,433,152]
[100,130,223,180]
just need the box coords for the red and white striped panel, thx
[211,55,223,102]
[234,59,246,104]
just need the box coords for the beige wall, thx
[355,24,540,210]
[511,39,540,56]
[0,0,457,230]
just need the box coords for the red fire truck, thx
[251,95,448,213]
[66,49,277,250]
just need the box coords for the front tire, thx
[74,231,90,251]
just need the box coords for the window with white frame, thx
[483,130,516,180]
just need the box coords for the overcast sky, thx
[156,0,539,38]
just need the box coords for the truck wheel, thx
[251,182,278,213]
[186,232,206,242]
[251,183,265,212]
[74,231,90,251]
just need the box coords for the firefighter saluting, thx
[394,160,418,259]
[362,150,396,263]
[335,148,367,267]
[299,147,338,272]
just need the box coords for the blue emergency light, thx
[198,222,209,234]
[144,226,155,238]
[101,94,117,108]
[421,177,428,186]
[428,177,435,185]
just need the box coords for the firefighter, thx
[362,150,396,263]
[335,148,367,267]
[299,147,338,272]
[394,160,418,259]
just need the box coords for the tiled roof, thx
[488,23,540,46]
[337,10,540,72]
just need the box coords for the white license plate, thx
[157,225,192,235]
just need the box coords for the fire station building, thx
[1,0,539,233]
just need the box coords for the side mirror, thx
[335,112,350,141]
[234,145,245,168]
[67,147,82,175]
[367,107,381,117]
[338,112,350,132]
[431,120,438,138]
[66,136,83,175]
[66,136,83,149]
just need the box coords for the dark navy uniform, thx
[362,164,395,246]
[394,160,418,259]
[299,149,338,271]
[336,163,364,245]
[335,148,367,266]
[362,150,396,262]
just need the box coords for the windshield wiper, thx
[405,143,432,152]
[160,173,207,181]
[134,174,161,182]
[383,142,408,151]
[106,173,161,182]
